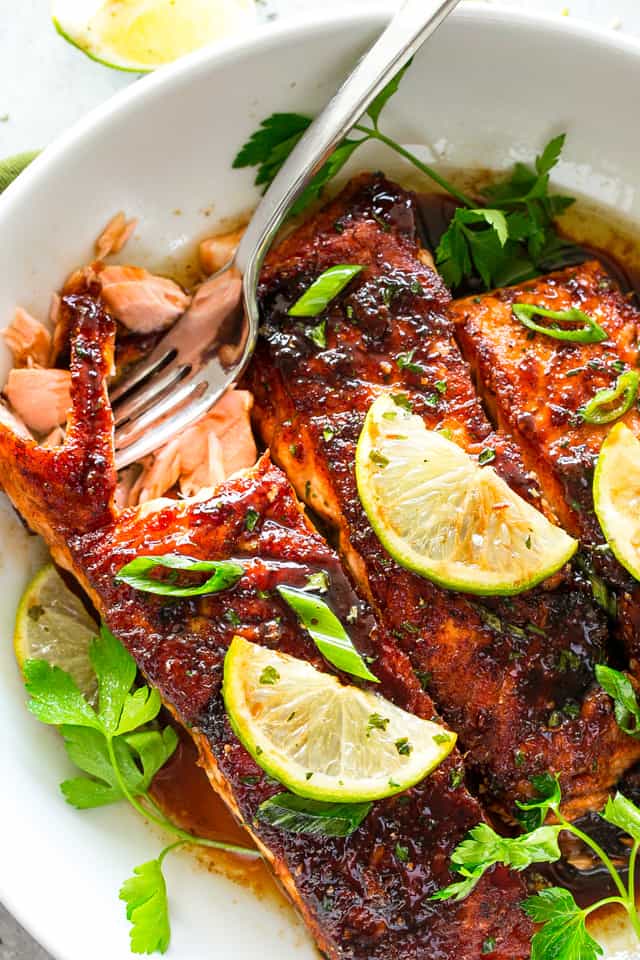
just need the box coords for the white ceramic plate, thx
[2,4,640,958]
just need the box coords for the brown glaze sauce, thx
[123,183,640,917]
[149,720,286,905]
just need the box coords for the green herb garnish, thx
[288,265,363,318]
[24,626,258,954]
[392,393,413,411]
[396,349,424,374]
[511,304,607,344]
[234,64,577,292]
[245,508,260,532]
[369,449,389,467]
[580,370,640,424]
[304,570,330,594]
[307,318,328,348]
[395,843,410,863]
[478,448,496,466]
[367,712,390,733]
[115,555,243,598]
[276,585,378,683]
[432,773,640,953]
[256,792,372,837]
[596,664,640,738]
[260,665,280,685]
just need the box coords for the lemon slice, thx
[594,422,640,581]
[356,394,577,596]
[52,0,257,72]
[14,563,99,700]
[223,636,456,802]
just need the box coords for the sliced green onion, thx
[580,371,640,425]
[288,265,363,318]
[307,319,327,348]
[116,555,243,597]
[256,792,372,837]
[276,585,378,683]
[511,303,607,343]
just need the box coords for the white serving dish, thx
[1,4,640,957]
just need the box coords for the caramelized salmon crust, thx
[0,289,533,959]
[247,174,640,818]
[446,264,640,673]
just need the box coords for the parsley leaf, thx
[431,822,562,901]
[435,776,640,958]
[516,772,562,831]
[602,791,640,843]
[366,60,413,129]
[233,61,576,292]
[233,113,312,185]
[523,888,603,960]
[595,664,640,737]
[24,622,257,954]
[59,727,175,810]
[91,625,138,732]
[24,659,101,729]
[436,209,508,289]
[120,851,174,955]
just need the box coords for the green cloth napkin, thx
[0,151,39,194]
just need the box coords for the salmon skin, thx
[0,288,533,959]
[246,174,640,819]
[446,263,640,673]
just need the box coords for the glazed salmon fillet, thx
[447,263,640,671]
[0,287,533,960]
[246,174,640,817]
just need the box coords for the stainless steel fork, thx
[111,0,461,470]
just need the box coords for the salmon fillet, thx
[0,287,533,960]
[447,263,640,672]
[246,174,640,817]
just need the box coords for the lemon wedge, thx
[594,422,640,581]
[53,0,257,72]
[355,394,577,596]
[223,635,456,802]
[14,563,99,701]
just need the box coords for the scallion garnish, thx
[580,370,639,425]
[115,555,243,597]
[288,265,363,318]
[276,585,378,683]
[307,318,327,348]
[511,303,607,343]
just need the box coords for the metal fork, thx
[111,0,461,470]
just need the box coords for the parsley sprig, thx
[24,626,258,954]
[596,664,640,737]
[233,63,579,291]
[432,773,640,956]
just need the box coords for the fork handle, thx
[237,0,461,286]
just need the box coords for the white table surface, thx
[1,0,640,957]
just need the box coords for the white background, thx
[1,0,639,957]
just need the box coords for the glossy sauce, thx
[149,720,285,903]
[137,182,640,916]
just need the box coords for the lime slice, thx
[594,422,640,581]
[223,635,455,802]
[14,563,99,700]
[53,0,257,72]
[356,394,577,596]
